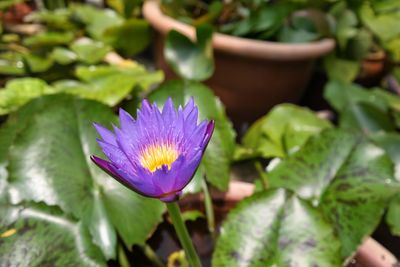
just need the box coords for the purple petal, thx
[202,120,215,147]
[173,151,203,190]
[150,155,185,194]
[162,97,176,125]
[118,108,136,133]
[183,97,195,118]
[93,123,117,146]
[112,166,161,197]
[183,106,199,135]
[97,139,135,174]
[91,156,120,178]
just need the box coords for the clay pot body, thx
[357,50,387,86]
[143,0,335,126]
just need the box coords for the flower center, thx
[139,143,179,173]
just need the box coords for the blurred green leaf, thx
[324,81,387,112]
[148,80,235,191]
[278,16,319,43]
[5,95,165,257]
[323,55,359,83]
[165,24,214,81]
[359,2,400,42]
[0,203,106,266]
[70,38,111,64]
[242,104,332,159]
[23,54,54,73]
[324,81,395,133]
[27,9,76,31]
[23,32,75,47]
[71,4,124,40]
[0,52,25,75]
[0,78,57,115]
[213,190,341,267]
[387,195,400,236]
[346,29,372,61]
[103,19,151,56]
[54,64,163,106]
[51,47,78,65]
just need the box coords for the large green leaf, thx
[0,203,106,266]
[148,80,235,191]
[165,25,214,81]
[212,190,341,267]
[320,141,396,258]
[0,78,58,115]
[266,128,398,259]
[268,129,358,200]
[242,104,332,159]
[5,95,165,259]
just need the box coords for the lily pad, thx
[0,203,106,266]
[212,189,341,267]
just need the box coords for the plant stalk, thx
[201,178,215,238]
[254,161,269,190]
[166,202,202,267]
[143,244,165,267]
[118,244,131,267]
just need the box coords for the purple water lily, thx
[91,98,214,202]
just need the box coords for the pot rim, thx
[183,180,398,267]
[143,0,335,61]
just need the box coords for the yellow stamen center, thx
[139,143,179,173]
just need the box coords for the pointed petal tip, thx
[207,120,215,135]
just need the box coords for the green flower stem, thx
[254,161,269,191]
[143,244,165,267]
[118,244,131,267]
[166,202,202,267]
[201,178,215,238]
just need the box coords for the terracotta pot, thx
[357,50,387,86]
[181,181,398,267]
[143,0,335,127]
